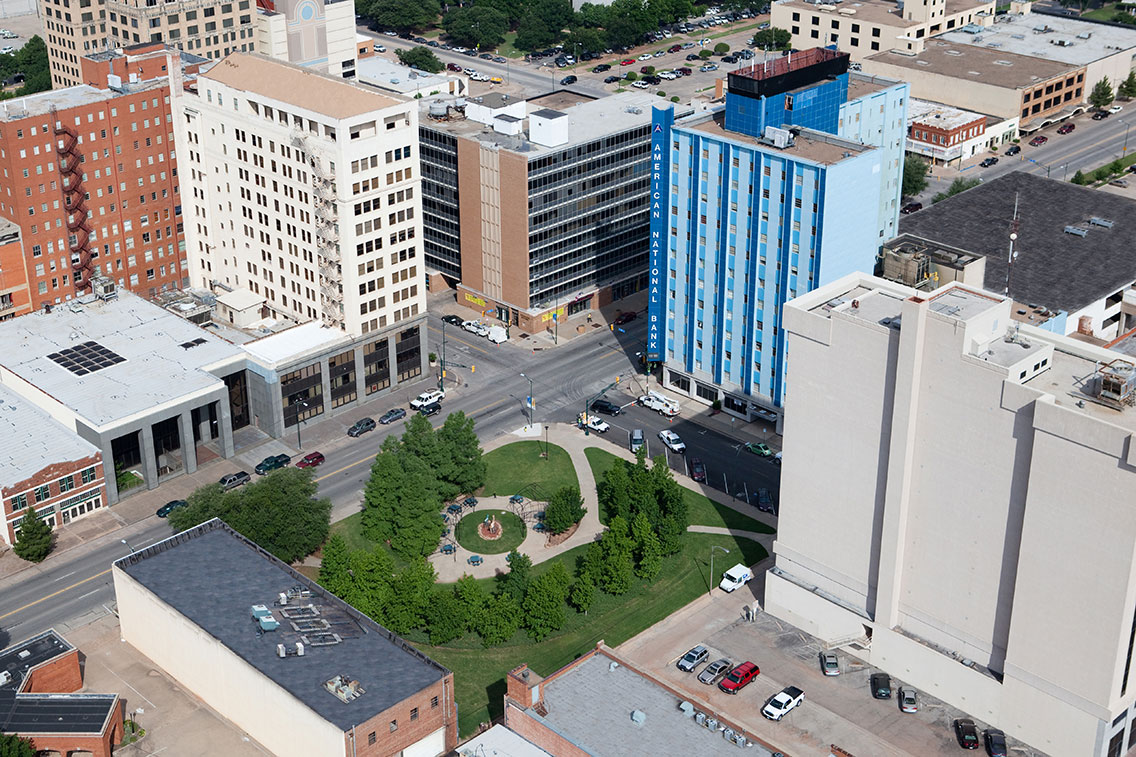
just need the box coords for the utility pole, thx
[1005,192,1020,298]
[439,319,447,391]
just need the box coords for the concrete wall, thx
[860,60,1023,120]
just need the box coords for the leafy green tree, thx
[651,456,686,530]
[1109,159,1125,175]
[565,26,607,55]
[498,550,532,602]
[384,559,436,634]
[477,591,522,644]
[902,156,929,198]
[604,0,656,48]
[569,571,595,613]
[575,1,610,27]
[631,511,663,580]
[454,574,489,632]
[12,508,52,563]
[931,177,981,204]
[346,545,396,620]
[544,561,573,597]
[657,513,684,555]
[581,540,604,578]
[0,733,36,757]
[624,70,639,82]
[364,0,440,32]
[545,486,586,534]
[1093,165,1112,183]
[1090,77,1115,110]
[1121,71,1136,100]
[361,436,403,544]
[169,468,330,563]
[599,516,635,595]
[436,411,486,495]
[714,42,730,54]
[443,5,509,49]
[361,436,444,560]
[598,458,631,523]
[1071,169,1087,185]
[396,46,445,73]
[752,27,791,50]
[318,534,351,596]
[12,36,50,95]
[522,570,569,640]
[1056,0,1091,15]
[515,10,560,51]
[699,49,713,60]
[426,587,468,644]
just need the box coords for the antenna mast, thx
[1005,192,1020,297]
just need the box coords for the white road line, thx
[53,570,77,582]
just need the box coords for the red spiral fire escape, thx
[54,114,94,291]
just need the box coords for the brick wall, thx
[346,672,457,757]
[2,454,106,546]
[22,648,82,693]
[26,697,123,757]
[503,701,592,757]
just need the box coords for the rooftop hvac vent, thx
[1078,31,1092,39]
[1011,33,1026,39]
[704,717,719,730]
[1064,225,1088,237]
[945,49,963,55]
[303,632,343,647]
[1097,359,1136,404]
[1089,217,1115,228]
[276,642,305,658]
[722,728,736,742]
[678,702,695,717]
[324,674,366,703]
[994,59,1012,65]
[631,710,647,725]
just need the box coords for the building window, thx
[410,707,419,721]
[33,485,50,503]
[82,467,97,483]
[59,475,75,493]
[668,373,691,392]
[367,732,376,745]
[696,382,717,402]
[431,696,439,708]
[9,493,27,511]
[389,720,398,733]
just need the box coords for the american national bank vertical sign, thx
[646,106,673,363]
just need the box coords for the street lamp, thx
[121,538,136,554]
[1124,120,1132,155]
[709,545,730,596]
[291,394,310,449]
[520,373,534,428]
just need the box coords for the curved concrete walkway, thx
[429,423,776,582]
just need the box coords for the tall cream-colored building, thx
[768,272,1136,756]
[255,0,358,78]
[174,53,425,338]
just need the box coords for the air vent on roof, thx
[1064,226,1088,237]
[1089,217,1114,228]
[968,71,982,76]
[994,58,1013,64]
[917,60,930,65]
[1011,33,1025,39]
[179,337,208,349]
[324,674,365,703]
[945,49,963,55]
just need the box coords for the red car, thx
[620,59,636,66]
[296,451,325,468]
[614,311,637,325]
[446,63,462,72]
[1057,123,1075,134]
[718,661,760,693]
[1028,135,1048,147]
[668,44,682,53]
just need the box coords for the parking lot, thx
[617,583,1049,757]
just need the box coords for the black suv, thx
[419,401,442,417]
[347,417,376,437]
[591,399,622,416]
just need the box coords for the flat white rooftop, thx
[457,725,551,757]
[357,56,462,95]
[0,384,99,486]
[240,321,351,366]
[908,98,988,131]
[940,13,1136,65]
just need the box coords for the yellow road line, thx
[0,568,112,622]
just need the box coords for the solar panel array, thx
[46,341,126,375]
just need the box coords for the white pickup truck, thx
[638,390,680,417]
[719,564,753,592]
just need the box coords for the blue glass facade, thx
[725,75,848,138]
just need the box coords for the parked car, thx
[1110,104,1124,113]
[620,58,636,65]
[441,314,463,325]
[819,652,840,676]
[983,728,1008,757]
[718,661,759,693]
[1093,110,1110,120]
[296,451,325,468]
[762,686,804,721]
[689,457,707,482]
[632,80,650,89]
[604,75,621,83]
[677,645,709,672]
[591,398,622,415]
[462,320,489,336]
[419,401,442,417]
[979,156,998,168]
[630,428,646,453]
[668,44,682,53]
[698,658,732,685]
[219,471,251,490]
[559,75,577,85]
[954,718,981,750]
[870,672,892,699]
[686,53,702,61]
[1110,178,1129,188]
[658,429,686,453]
[756,487,777,514]
[379,407,407,424]
[722,55,737,63]
[156,499,188,518]
[347,417,376,437]
[719,563,752,592]
[614,310,637,325]
[255,453,291,475]
[744,441,772,457]
[700,63,719,72]
[410,389,445,409]
[0,46,14,55]
[638,52,653,60]
[1028,135,1048,146]
[585,416,610,433]
[593,63,611,72]
[1056,123,1075,134]
[900,201,922,215]
[1005,144,1021,156]
[899,687,918,713]
[678,67,692,76]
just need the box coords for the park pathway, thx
[429,422,776,582]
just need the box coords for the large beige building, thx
[174,53,425,338]
[255,0,358,78]
[767,272,1136,757]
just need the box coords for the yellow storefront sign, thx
[541,307,565,323]
[464,292,487,307]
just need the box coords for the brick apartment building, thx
[0,218,33,318]
[0,43,205,309]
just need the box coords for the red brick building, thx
[0,43,206,310]
[0,218,33,318]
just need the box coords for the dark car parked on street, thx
[255,453,291,475]
[379,408,407,425]
[689,457,706,482]
[591,398,622,416]
[296,451,325,468]
[954,718,980,750]
[1005,144,1021,155]
[347,417,376,437]
[419,401,442,417]
[219,471,251,490]
[156,499,188,518]
[983,728,1008,757]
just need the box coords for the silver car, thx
[820,651,840,676]
[698,658,731,685]
[677,645,709,672]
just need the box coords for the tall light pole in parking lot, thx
[710,545,730,597]
[520,372,534,429]
[291,395,310,450]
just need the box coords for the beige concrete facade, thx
[767,272,1136,757]
[255,0,358,78]
[174,53,425,338]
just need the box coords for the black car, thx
[983,728,1007,757]
[604,75,621,83]
[560,75,577,85]
[442,314,463,326]
[254,453,291,475]
[379,407,407,424]
[979,157,999,168]
[219,471,251,490]
[722,55,737,63]
[347,417,376,437]
[900,201,922,215]
[686,53,702,61]
[419,401,442,417]
[593,63,611,72]
[689,457,707,482]
[756,488,777,514]
[591,398,622,416]
[1092,110,1110,120]
[643,75,661,85]
[954,719,980,750]
[870,673,892,699]
[156,499,188,518]
[1003,145,1020,157]
[479,52,493,59]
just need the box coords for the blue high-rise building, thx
[647,48,907,420]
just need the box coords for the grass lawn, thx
[455,509,526,554]
[481,441,578,499]
[418,531,768,736]
[495,31,526,59]
[1083,4,1119,20]
[584,447,775,534]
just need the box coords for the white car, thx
[658,429,686,453]
[638,53,653,61]
[0,46,14,55]
[586,417,610,433]
[762,687,804,721]
[632,80,650,89]
[410,389,445,409]
[659,71,677,80]
[374,44,386,53]
[719,563,752,592]
[462,320,489,336]
[471,73,490,82]
[1111,105,1125,114]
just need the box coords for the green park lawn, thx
[422,531,768,735]
[481,441,579,499]
[583,448,775,534]
[455,509,526,554]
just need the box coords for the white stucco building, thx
[768,272,1136,757]
[256,0,359,78]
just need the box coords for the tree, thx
[454,574,490,632]
[598,516,635,595]
[426,588,468,644]
[598,458,631,523]
[569,571,595,613]
[931,177,981,204]
[575,2,610,27]
[384,559,436,634]
[752,27,791,50]
[436,411,486,496]
[564,26,607,56]
[624,70,639,82]
[522,571,569,640]
[545,486,586,534]
[1120,71,1136,100]
[699,49,713,60]
[318,534,351,596]
[12,36,50,95]
[477,591,522,644]
[361,436,404,544]
[657,513,684,555]
[0,733,36,757]
[1090,77,1115,110]
[1071,169,1087,185]
[361,435,444,560]
[395,46,445,74]
[902,156,929,198]
[604,0,656,48]
[514,10,560,51]
[442,5,509,49]
[168,468,331,564]
[713,42,730,54]
[497,550,532,602]
[364,0,440,32]
[1056,0,1092,15]
[346,546,396,620]
[631,511,663,580]
[12,509,52,563]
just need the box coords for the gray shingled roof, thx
[899,172,1136,313]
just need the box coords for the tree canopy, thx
[396,45,445,73]
[0,733,36,757]
[12,508,52,563]
[902,156,929,198]
[443,6,510,49]
[1090,77,1115,110]
[362,0,441,32]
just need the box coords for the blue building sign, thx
[646,106,673,362]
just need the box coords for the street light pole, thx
[439,319,448,392]
[520,372,534,428]
[1125,121,1132,155]
[710,545,730,596]
[292,396,310,449]
[121,538,137,554]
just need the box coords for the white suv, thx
[410,389,445,409]
[658,430,686,453]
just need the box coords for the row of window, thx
[9,466,99,512]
